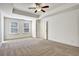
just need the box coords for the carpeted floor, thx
[0,38,79,56]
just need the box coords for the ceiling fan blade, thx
[41,9,45,12]
[35,10,37,13]
[28,7,36,9]
[35,3,41,6]
[42,6,49,8]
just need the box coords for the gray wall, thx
[0,13,1,42]
[40,8,79,47]
[4,17,32,40]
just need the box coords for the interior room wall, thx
[0,13,1,42]
[32,20,36,38]
[40,19,47,39]
[0,3,37,41]
[40,7,79,47]
[4,17,32,40]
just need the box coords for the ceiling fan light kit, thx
[36,7,41,11]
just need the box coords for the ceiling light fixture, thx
[36,7,41,11]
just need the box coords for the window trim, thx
[24,23,29,33]
[10,22,19,34]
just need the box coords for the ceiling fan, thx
[28,3,49,13]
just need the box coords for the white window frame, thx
[24,23,29,33]
[10,22,18,34]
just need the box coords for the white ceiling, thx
[13,3,65,16]
[0,3,78,18]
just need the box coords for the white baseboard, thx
[48,39,79,48]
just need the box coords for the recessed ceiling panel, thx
[12,8,40,18]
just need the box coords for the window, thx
[24,23,29,32]
[11,22,18,33]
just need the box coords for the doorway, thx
[46,21,48,40]
[36,20,40,38]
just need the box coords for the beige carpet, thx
[0,38,79,56]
